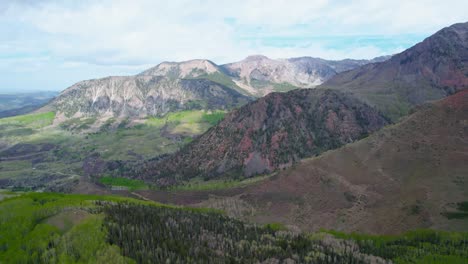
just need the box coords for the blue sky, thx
[1,0,467,92]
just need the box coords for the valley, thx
[0,91,57,118]
[0,109,226,192]
[141,89,467,234]
[1,15,468,264]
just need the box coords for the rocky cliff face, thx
[322,22,468,121]
[221,55,389,96]
[140,89,388,185]
[49,74,251,120]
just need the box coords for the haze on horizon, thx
[1,0,467,92]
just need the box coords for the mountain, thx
[221,55,389,96]
[140,89,388,186]
[43,56,387,125]
[322,22,468,121]
[197,90,468,234]
[47,64,251,123]
[138,59,221,77]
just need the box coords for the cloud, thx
[1,0,467,91]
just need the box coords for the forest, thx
[1,192,467,263]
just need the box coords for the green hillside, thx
[0,110,225,192]
[1,192,467,263]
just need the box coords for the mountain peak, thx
[444,21,468,32]
[420,21,468,48]
[244,55,270,61]
[139,59,219,77]
[322,21,468,121]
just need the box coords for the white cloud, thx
[6,0,466,64]
[1,0,467,91]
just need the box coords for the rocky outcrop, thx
[140,89,388,184]
[50,75,251,119]
[221,55,389,96]
[139,59,220,77]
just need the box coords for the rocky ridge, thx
[140,89,389,185]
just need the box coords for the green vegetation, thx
[356,92,412,122]
[192,72,250,96]
[458,201,468,211]
[147,109,225,126]
[146,109,225,134]
[103,202,368,263]
[272,82,299,92]
[250,79,270,88]
[442,201,468,219]
[0,111,55,129]
[99,176,147,190]
[202,110,226,125]
[249,79,299,93]
[264,222,287,231]
[0,192,150,263]
[327,229,468,264]
[59,117,97,131]
[165,174,271,191]
[0,109,225,190]
[1,192,467,263]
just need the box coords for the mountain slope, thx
[138,59,221,77]
[222,55,389,96]
[322,22,468,121]
[49,74,251,121]
[202,90,468,234]
[4,192,467,263]
[44,55,388,124]
[140,89,388,185]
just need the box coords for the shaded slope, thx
[322,22,468,121]
[207,90,468,234]
[140,89,388,185]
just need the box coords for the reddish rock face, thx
[139,89,389,185]
[442,89,468,109]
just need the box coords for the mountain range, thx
[132,22,468,185]
[193,89,468,234]
[43,55,388,126]
[221,55,389,96]
[3,5,468,262]
[1,21,467,239]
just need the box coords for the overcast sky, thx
[1,0,468,92]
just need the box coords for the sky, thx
[1,0,468,92]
